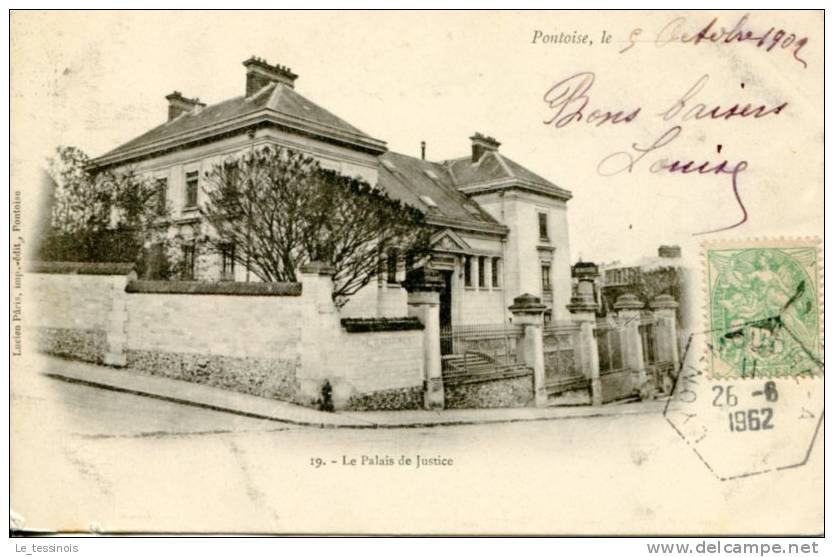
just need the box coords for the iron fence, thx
[439,323,527,384]
[639,312,659,366]
[595,321,625,375]
[543,322,582,391]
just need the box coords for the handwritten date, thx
[621,13,810,68]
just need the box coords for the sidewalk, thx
[33,355,669,429]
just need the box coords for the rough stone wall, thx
[344,386,424,411]
[124,289,303,400]
[28,266,427,411]
[324,329,425,409]
[35,328,108,364]
[444,374,534,409]
[600,370,638,403]
[28,272,117,363]
[126,349,299,401]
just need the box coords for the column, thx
[509,293,547,408]
[567,262,601,405]
[405,268,445,409]
[613,293,647,392]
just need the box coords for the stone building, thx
[90,56,573,327]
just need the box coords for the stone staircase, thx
[441,352,530,385]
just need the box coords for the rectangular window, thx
[541,262,552,291]
[156,178,167,215]
[185,171,199,208]
[464,256,472,287]
[491,257,500,287]
[538,211,549,241]
[387,249,398,284]
[477,256,486,288]
[182,245,195,280]
[221,244,235,281]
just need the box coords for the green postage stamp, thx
[706,239,823,379]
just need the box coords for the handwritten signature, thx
[597,127,748,235]
[620,13,810,68]
[543,72,789,235]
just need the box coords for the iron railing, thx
[439,323,527,384]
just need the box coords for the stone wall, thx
[444,374,534,409]
[600,370,638,403]
[124,282,304,401]
[27,264,134,364]
[27,262,427,411]
[328,328,425,409]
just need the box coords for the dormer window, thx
[419,195,438,208]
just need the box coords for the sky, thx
[11,11,823,265]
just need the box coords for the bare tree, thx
[201,145,431,303]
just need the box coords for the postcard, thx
[9,10,823,535]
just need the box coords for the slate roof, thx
[90,76,568,235]
[445,151,572,201]
[92,82,386,167]
[378,152,506,235]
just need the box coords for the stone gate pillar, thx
[509,293,547,408]
[104,268,136,367]
[298,261,338,405]
[614,293,647,390]
[405,268,445,410]
[568,263,601,405]
[650,294,680,367]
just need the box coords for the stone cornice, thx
[90,108,387,170]
[457,178,573,202]
[126,279,302,296]
[425,214,508,237]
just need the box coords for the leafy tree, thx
[201,145,432,304]
[40,145,172,276]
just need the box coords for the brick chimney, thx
[243,56,298,96]
[470,132,501,163]
[658,245,682,258]
[165,91,205,121]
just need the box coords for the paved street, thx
[11,363,823,535]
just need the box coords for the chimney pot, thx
[470,132,501,163]
[243,56,298,96]
[420,141,426,160]
[165,91,206,121]
[658,245,682,258]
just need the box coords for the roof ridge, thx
[441,161,458,187]
[492,151,515,179]
[248,82,277,103]
[266,81,289,109]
